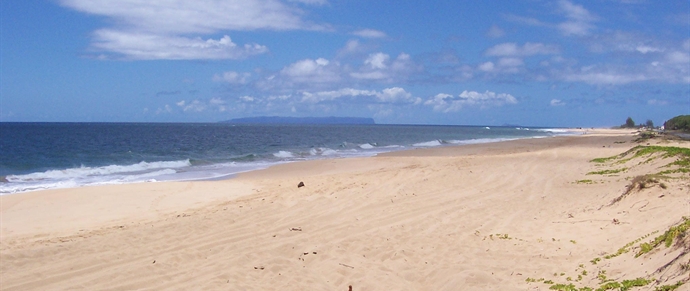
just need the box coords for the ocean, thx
[0,123,573,194]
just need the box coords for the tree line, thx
[621,115,690,132]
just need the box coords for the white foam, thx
[6,160,191,182]
[359,143,375,149]
[307,148,340,156]
[413,140,443,147]
[273,151,294,158]
[321,149,339,156]
[536,128,571,133]
[448,138,516,145]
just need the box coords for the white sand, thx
[2,129,689,290]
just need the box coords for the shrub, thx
[664,115,690,132]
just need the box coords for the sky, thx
[1,0,688,127]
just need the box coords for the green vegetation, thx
[655,281,684,291]
[549,283,578,290]
[587,168,627,175]
[619,278,653,290]
[636,217,690,257]
[598,231,658,260]
[590,146,690,177]
[664,115,690,132]
[624,117,636,128]
[525,146,690,291]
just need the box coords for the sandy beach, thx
[1,129,689,290]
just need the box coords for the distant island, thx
[220,116,376,125]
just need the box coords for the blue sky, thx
[1,0,688,126]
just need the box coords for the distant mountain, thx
[220,116,376,125]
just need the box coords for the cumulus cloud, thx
[557,0,597,36]
[59,0,324,60]
[424,90,517,112]
[485,42,559,57]
[177,100,206,112]
[350,53,417,81]
[364,53,390,69]
[352,29,387,38]
[280,58,341,84]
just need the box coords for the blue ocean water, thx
[0,122,573,194]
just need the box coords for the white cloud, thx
[498,57,523,67]
[557,0,597,36]
[339,40,363,55]
[179,100,206,112]
[59,0,324,60]
[478,58,523,74]
[478,62,495,72]
[240,96,256,102]
[156,104,173,114]
[550,99,565,106]
[564,71,647,85]
[378,87,421,104]
[213,71,251,84]
[352,29,387,38]
[666,51,690,64]
[280,58,341,84]
[364,53,390,69]
[636,45,663,54]
[350,53,417,81]
[349,71,388,80]
[92,31,268,60]
[301,87,419,104]
[301,88,376,103]
[209,98,225,105]
[424,90,517,112]
[485,42,559,57]
[60,0,322,33]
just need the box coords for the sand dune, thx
[2,130,689,290]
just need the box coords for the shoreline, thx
[3,128,688,290]
[0,129,631,238]
[0,125,579,196]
